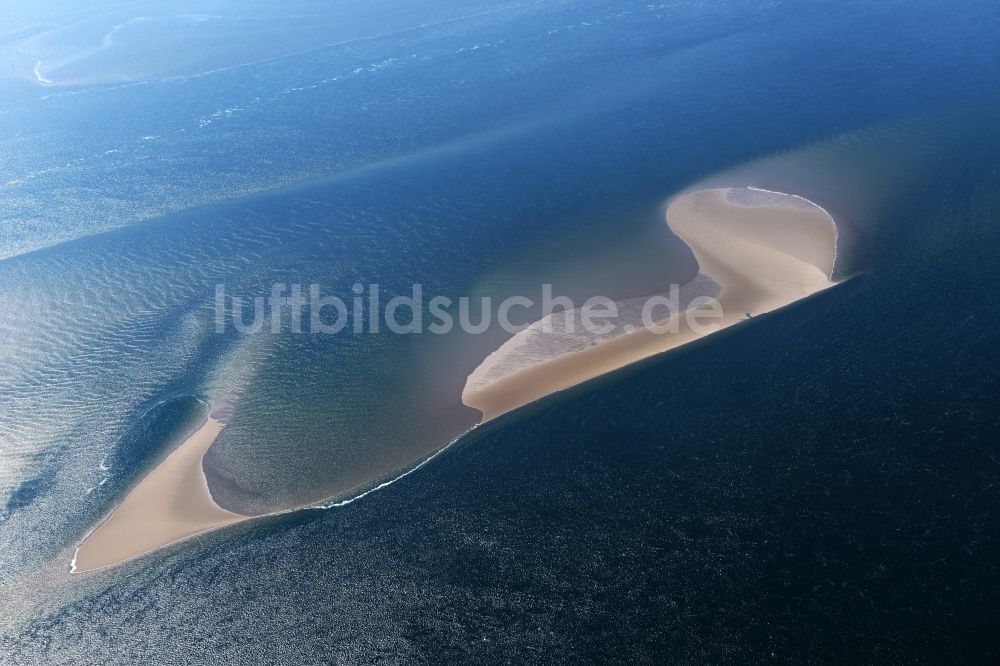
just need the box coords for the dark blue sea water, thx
[2,0,1000,662]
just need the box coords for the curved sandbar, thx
[72,416,248,573]
[463,187,838,420]
[71,186,837,572]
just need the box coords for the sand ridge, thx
[71,186,838,572]
[71,417,248,573]
[462,187,839,420]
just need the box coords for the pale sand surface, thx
[463,187,838,420]
[72,186,836,571]
[463,275,722,397]
[72,417,248,573]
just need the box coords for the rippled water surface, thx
[3,0,1000,661]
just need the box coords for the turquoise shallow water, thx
[2,0,1000,661]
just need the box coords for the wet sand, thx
[71,417,248,573]
[463,187,838,420]
[71,186,837,572]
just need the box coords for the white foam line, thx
[70,422,480,572]
[33,60,52,84]
[747,185,841,279]
[309,424,478,510]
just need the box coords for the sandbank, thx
[462,187,838,420]
[71,186,837,572]
[71,416,248,573]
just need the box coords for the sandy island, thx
[462,187,839,420]
[72,186,837,572]
[71,416,248,573]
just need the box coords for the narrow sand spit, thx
[462,187,839,420]
[71,186,837,572]
[71,417,247,573]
